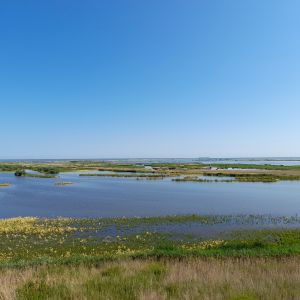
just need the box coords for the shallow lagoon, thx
[0,172,300,218]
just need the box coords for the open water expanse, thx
[0,172,300,218]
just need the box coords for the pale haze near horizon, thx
[1,1,300,159]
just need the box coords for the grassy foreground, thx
[1,257,299,300]
[1,215,300,299]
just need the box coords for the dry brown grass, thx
[0,257,299,299]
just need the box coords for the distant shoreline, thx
[1,157,300,164]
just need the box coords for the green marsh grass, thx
[0,257,297,299]
[0,216,299,299]
[0,216,300,269]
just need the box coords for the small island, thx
[0,183,11,187]
[54,182,75,186]
[14,169,58,179]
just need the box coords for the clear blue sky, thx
[1,0,300,158]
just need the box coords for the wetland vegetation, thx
[207,163,300,171]
[54,182,76,186]
[1,257,299,299]
[79,173,166,179]
[2,161,300,298]
[1,160,300,183]
[0,215,299,299]
[0,215,300,268]
[14,170,58,179]
[0,183,11,187]
[174,173,300,183]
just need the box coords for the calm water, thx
[0,172,300,218]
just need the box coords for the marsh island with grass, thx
[2,160,300,182]
[0,183,10,187]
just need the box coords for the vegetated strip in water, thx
[79,173,166,179]
[0,162,152,173]
[24,173,58,178]
[1,215,300,268]
[0,183,11,187]
[3,161,300,182]
[2,161,300,173]
[54,182,76,186]
[173,173,300,183]
[208,173,300,182]
[14,169,58,178]
[94,214,300,227]
[173,176,234,183]
[1,215,300,227]
[149,162,300,170]
[206,163,300,170]
[97,167,155,173]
